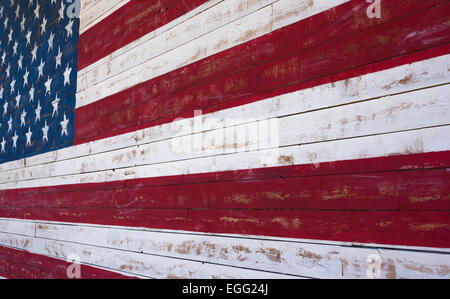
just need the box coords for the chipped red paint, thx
[78,0,209,70]
[74,0,450,144]
[0,151,449,248]
[0,245,137,279]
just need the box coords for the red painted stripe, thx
[74,0,450,144]
[78,0,209,70]
[0,245,136,279]
[0,151,449,248]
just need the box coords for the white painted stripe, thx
[76,0,350,108]
[80,0,132,34]
[0,234,299,279]
[78,0,224,76]
[0,218,448,279]
[4,54,450,172]
[0,55,449,189]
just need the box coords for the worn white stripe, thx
[76,0,350,108]
[1,54,449,189]
[80,0,132,34]
[3,54,450,172]
[0,218,448,279]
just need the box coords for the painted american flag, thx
[0,0,449,279]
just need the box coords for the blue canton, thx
[0,0,79,164]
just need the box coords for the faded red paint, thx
[74,0,450,144]
[0,151,449,248]
[0,246,136,279]
[78,0,209,70]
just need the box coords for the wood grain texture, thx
[76,0,353,107]
[0,244,137,279]
[2,67,449,188]
[78,0,210,70]
[0,151,448,248]
[0,219,448,279]
[1,0,449,279]
[2,51,448,173]
[74,1,450,143]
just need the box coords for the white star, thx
[65,19,73,37]
[55,47,62,68]
[18,54,23,70]
[20,110,27,126]
[58,2,65,22]
[7,116,12,133]
[20,15,25,31]
[37,59,45,78]
[23,68,29,86]
[7,28,13,44]
[0,6,3,18]
[10,79,16,93]
[28,0,33,8]
[1,138,5,153]
[12,132,18,149]
[60,114,70,137]
[52,96,60,116]
[35,101,41,122]
[15,93,21,108]
[48,32,54,52]
[25,30,32,46]
[1,52,5,64]
[29,86,35,102]
[63,65,72,86]
[25,127,32,147]
[45,77,53,94]
[2,101,7,116]
[3,16,8,29]
[33,2,40,19]
[5,64,10,77]
[12,41,18,55]
[41,17,47,34]
[31,44,38,62]
[0,87,3,99]
[42,121,49,141]
[15,4,20,19]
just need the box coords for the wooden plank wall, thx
[0,0,449,279]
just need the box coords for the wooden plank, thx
[80,0,131,34]
[77,0,225,76]
[1,125,449,190]
[76,0,354,107]
[0,244,136,279]
[0,232,299,279]
[2,83,450,186]
[0,219,448,278]
[1,52,447,174]
[75,0,445,110]
[1,168,448,211]
[78,0,210,69]
[74,5,450,143]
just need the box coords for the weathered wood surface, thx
[1,53,449,186]
[0,218,448,279]
[0,0,449,279]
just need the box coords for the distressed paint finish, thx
[1,52,449,188]
[0,219,448,279]
[74,0,450,144]
[0,151,449,248]
[75,0,352,108]
[78,0,210,70]
[0,0,449,279]
[0,245,137,279]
